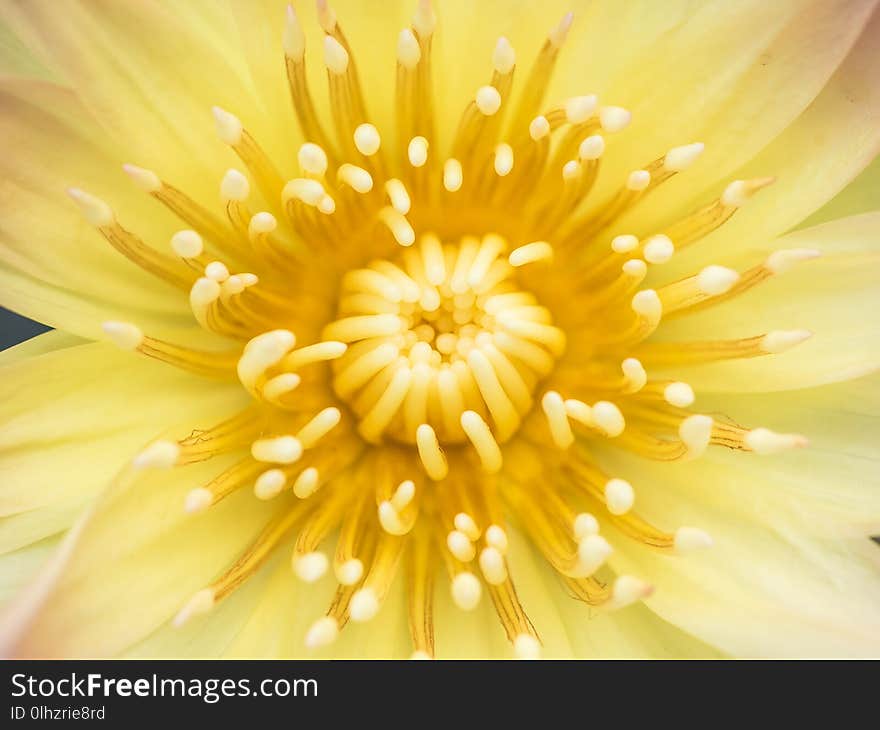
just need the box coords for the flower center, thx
[326,234,563,447]
[68,0,816,659]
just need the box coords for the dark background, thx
[0,306,50,350]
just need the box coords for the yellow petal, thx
[661,10,880,273]
[0,77,204,340]
[597,441,880,657]
[584,0,871,221]
[804,154,880,227]
[0,0,259,190]
[0,329,82,365]
[2,460,279,658]
[0,535,60,607]
[696,373,880,537]
[0,340,245,554]
[652,213,880,391]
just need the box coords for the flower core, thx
[328,234,562,446]
[66,0,819,658]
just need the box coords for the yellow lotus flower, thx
[1,0,879,659]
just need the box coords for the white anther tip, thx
[397,28,421,68]
[604,478,634,515]
[761,329,812,354]
[298,143,328,175]
[509,241,553,267]
[335,558,363,586]
[765,248,821,274]
[562,160,581,180]
[353,123,381,156]
[579,134,605,160]
[323,35,349,74]
[292,467,320,498]
[674,526,713,553]
[626,169,651,192]
[514,634,542,659]
[190,276,221,306]
[211,105,243,146]
[349,587,380,622]
[220,169,249,201]
[451,572,482,611]
[592,400,625,437]
[485,524,509,553]
[316,0,337,32]
[577,534,613,573]
[293,551,329,583]
[697,265,739,295]
[679,414,713,456]
[664,381,695,408]
[611,576,653,608]
[121,163,161,193]
[664,142,704,171]
[721,176,775,207]
[549,11,574,48]
[102,320,143,350]
[622,258,647,278]
[643,234,674,264]
[494,143,514,176]
[493,37,516,74]
[184,487,212,514]
[304,616,339,649]
[254,469,286,500]
[565,94,598,124]
[172,588,214,628]
[611,234,639,254]
[478,546,507,585]
[283,5,305,59]
[170,230,204,259]
[251,435,303,465]
[413,0,436,37]
[744,427,809,455]
[408,136,429,167]
[133,440,180,470]
[573,512,599,539]
[599,106,632,133]
[67,187,114,227]
[204,260,230,282]
[443,159,463,192]
[248,212,277,236]
[529,115,550,140]
[631,289,662,319]
[475,85,502,116]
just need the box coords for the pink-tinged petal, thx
[586,0,877,228]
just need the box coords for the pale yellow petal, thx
[2,454,279,657]
[651,213,880,391]
[0,341,246,554]
[594,438,880,657]
[0,77,206,340]
[659,11,880,274]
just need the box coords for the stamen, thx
[674,527,714,553]
[451,571,482,611]
[604,478,635,516]
[416,423,448,480]
[744,428,809,454]
[509,241,553,267]
[133,440,180,470]
[251,435,303,464]
[305,616,339,649]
